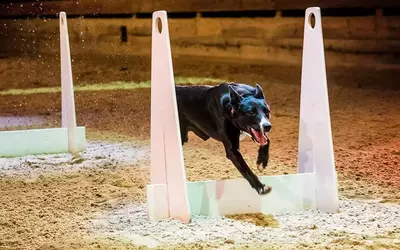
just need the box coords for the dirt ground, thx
[0,53,399,249]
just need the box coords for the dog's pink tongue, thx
[259,134,268,146]
[251,128,268,146]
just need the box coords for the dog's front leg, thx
[223,138,272,195]
[257,139,270,172]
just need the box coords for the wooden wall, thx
[1,1,400,69]
[1,0,400,17]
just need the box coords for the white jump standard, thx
[0,12,86,157]
[147,7,339,224]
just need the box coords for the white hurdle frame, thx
[148,11,191,223]
[147,7,339,224]
[298,8,339,213]
[0,12,86,157]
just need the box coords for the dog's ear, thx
[229,85,242,105]
[254,83,265,100]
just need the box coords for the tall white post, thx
[297,7,339,213]
[59,12,78,155]
[150,11,191,223]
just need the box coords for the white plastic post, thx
[59,12,79,155]
[297,7,339,213]
[150,11,191,223]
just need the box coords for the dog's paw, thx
[256,185,272,195]
[256,157,269,172]
[257,163,265,172]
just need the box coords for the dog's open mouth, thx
[248,127,269,146]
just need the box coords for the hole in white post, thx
[61,17,64,25]
[308,13,316,29]
[156,17,163,34]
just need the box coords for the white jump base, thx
[0,12,86,158]
[148,173,316,220]
[0,127,86,157]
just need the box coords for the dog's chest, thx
[239,131,251,141]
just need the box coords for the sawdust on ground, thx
[225,213,280,228]
[0,53,399,249]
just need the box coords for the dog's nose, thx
[263,124,272,132]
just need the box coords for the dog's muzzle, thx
[249,127,269,146]
[248,117,271,146]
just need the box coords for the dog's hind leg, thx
[190,126,210,141]
[179,120,189,145]
[181,128,188,145]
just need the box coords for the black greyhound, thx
[176,82,272,195]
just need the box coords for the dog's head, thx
[222,83,271,146]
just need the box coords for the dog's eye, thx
[248,107,257,116]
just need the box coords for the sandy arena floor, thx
[0,54,399,249]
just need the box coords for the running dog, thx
[176,82,272,195]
